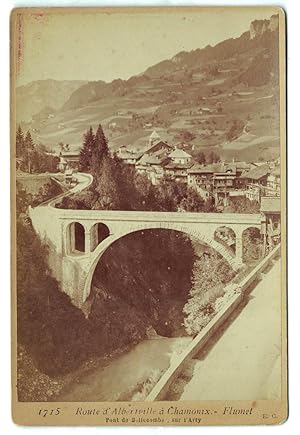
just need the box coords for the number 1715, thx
[38,408,61,417]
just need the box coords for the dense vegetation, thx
[225,196,260,214]
[16,185,91,376]
[183,252,236,335]
[90,229,195,339]
[17,180,63,210]
[16,125,59,173]
[17,217,91,376]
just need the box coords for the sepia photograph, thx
[11,6,287,425]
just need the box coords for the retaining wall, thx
[146,243,281,401]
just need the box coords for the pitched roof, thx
[188,164,214,174]
[165,161,194,170]
[169,149,192,159]
[145,141,173,156]
[60,150,80,157]
[118,150,143,160]
[240,164,270,180]
[188,163,226,174]
[260,197,281,213]
[137,154,169,166]
[227,161,251,171]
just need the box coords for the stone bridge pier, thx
[29,206,265,307]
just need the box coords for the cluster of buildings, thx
[57,129,281,247]
[57,129,280,205]
[116,131,281,206]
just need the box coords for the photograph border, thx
[10,5,287,426]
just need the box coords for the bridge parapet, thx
[47,207,263,226]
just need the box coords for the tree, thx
[206,150,221,164]
[24,131,35,173]
[31,181,62,207]
[226,196,260,214]
[180,188,205,212]
[16,125,25,158]
[16,182,32,215]
[202,196,216,212]
[225,119,244,142]
[92,156,121,210]
[194,151,206,165]
[181,130,196,143]
[79,127,95,172]
[157,178,188,212]
[91,124,109,176]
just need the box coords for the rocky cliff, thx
[250,14,279,39]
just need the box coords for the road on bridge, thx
[178,259,282,401]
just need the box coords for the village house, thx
[117,146,143,165]
[58,149,81,171]
[168,148,193,165]
[115,130,280,205]
[188,162,240,203]
[108,121,117,130]
[187,164,215,194]
[164,162,194,183]
[163,149,193,183]
[199,107,213,115]
[136,154,169,184]
[227,162,253,189]
[260,196,281,250]
[135,139,174,185]
[266,166,280,197]
[213,164,237,205]
[240,164,272,201]
[146,140,174,157]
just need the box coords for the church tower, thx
[149,130,160,147]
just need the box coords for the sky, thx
[13,7,278,86]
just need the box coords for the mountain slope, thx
[62,14,279,111]
[17,14,280,162]
[16,79,87,122]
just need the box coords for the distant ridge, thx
[61,15,279,111]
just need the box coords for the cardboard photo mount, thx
[11,6,287,426]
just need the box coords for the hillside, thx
[16,14,280,162]
[16,79,87,122]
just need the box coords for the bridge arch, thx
[81,224,239,303]
[242,226,263,263]
[67,221,86,254]
[214,226,236,255]
[90,222,110,252]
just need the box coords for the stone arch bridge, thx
[29,204,264,307]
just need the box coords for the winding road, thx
[41,172,93,208]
